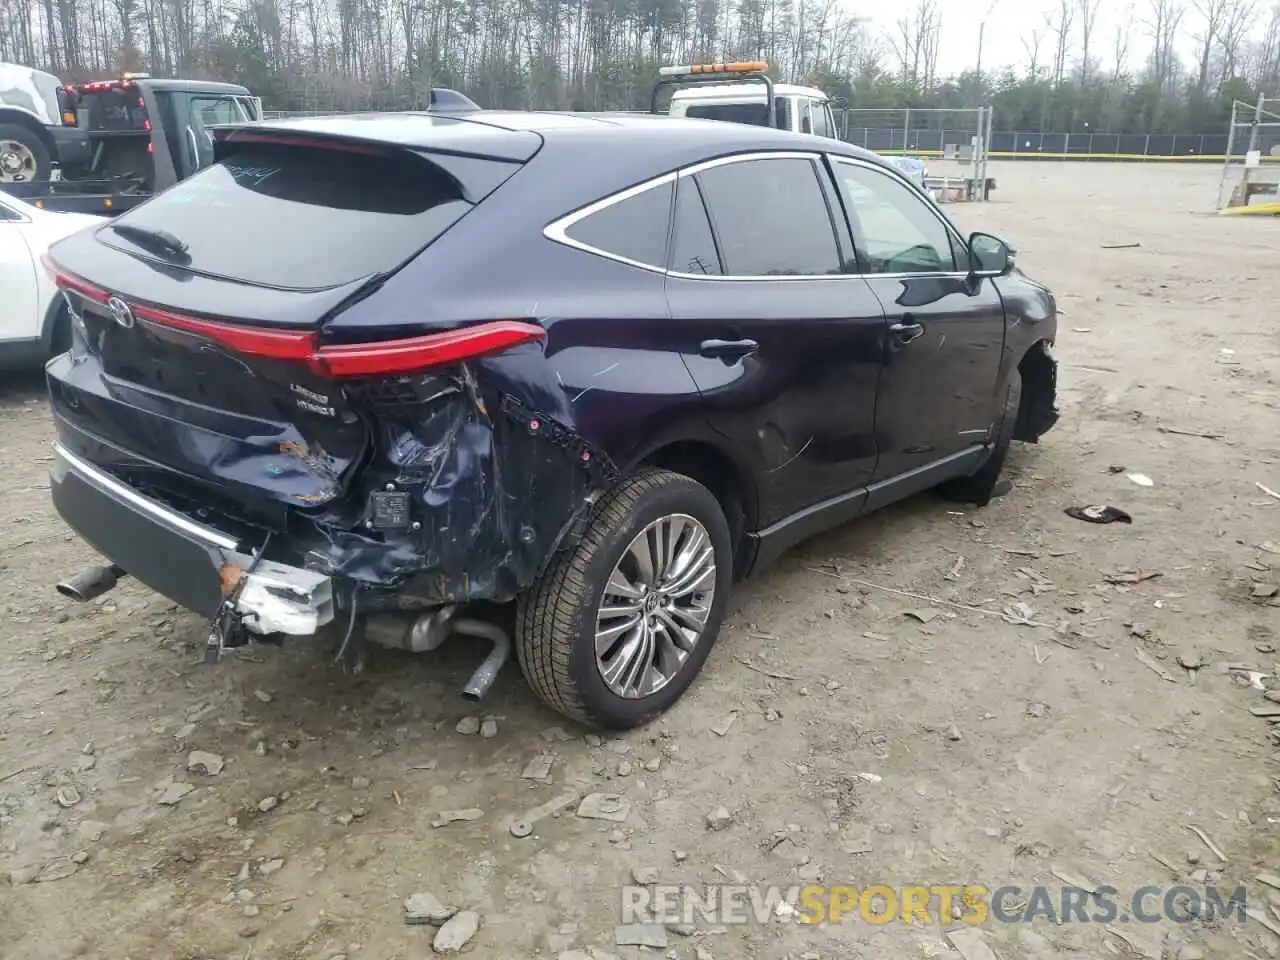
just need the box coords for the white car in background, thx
[884,155,928,189]
[0,191,100,371]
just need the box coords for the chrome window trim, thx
[542,148,979,283]
[542,170,677,275]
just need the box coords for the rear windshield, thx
[685,98,791,130]
[103,142,478,290]
[80,90,149,131]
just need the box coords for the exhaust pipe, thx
[56,564,127,602]
[453,617,511,701]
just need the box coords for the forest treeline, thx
[1,0,1278,132]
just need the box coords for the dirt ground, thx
[2,161,1280,960]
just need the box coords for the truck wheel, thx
[516,468,733,729]
[0,124,51,182]
[940,369,1022,507]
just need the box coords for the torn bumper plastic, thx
[50,442,334,635]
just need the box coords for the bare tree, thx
[1045,0,1075,84]
[975,0,998,81]
[1147,0,1186,92]
[1246,1,1280,89]
[1191,0,1228,93]
[1112,0,1135,74]
[1076,0,1102,83]
[1217,0,1257,80]
[887,0,941,88]
[1022,26,1045,77]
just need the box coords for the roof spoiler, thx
[651,61,777,129]
[427,88,482,113]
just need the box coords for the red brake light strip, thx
[216,130,390,156]
[46,261,545,377]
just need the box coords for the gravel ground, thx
[2,161,1279,960]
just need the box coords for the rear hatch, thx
[45,122,539,519]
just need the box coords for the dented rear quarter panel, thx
[317,175,717,604]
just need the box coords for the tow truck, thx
[0,72,261,216]
[651,60,994,199]
[654,60,845,139]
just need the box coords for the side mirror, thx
[968,231,1014,276]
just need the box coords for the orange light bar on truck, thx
[658,60,769,77]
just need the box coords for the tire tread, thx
[515,467,691,727]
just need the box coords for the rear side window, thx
[694,157,841,276]
[102,142,490,291]
[562,179,673,269]
[670,178,721,275]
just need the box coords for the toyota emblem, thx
[106,296,134,329]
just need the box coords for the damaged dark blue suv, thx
[43,110,1059,729]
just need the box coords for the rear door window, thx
[560,179,673,270]
[102,141,500,291]
[669,177,722,276]
[693,156,841,276]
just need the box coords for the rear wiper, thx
[108,223,191,262]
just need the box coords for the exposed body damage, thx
[47,333,608,613]
[290,364,609,605]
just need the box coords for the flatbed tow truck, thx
[1,73,261,215]
[651,60,994,200]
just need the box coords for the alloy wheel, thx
[594,513,717,699]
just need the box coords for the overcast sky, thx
[862,0,1192,79]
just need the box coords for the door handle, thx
[889,321,925,344]
[699,338,759,362]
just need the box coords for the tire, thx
[940,369,1022,507]
[516,467,733,729]
[0,124,52,183]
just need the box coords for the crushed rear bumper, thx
[50,442,334,635]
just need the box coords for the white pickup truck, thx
[0,191,99,371]
[655,61,927,188]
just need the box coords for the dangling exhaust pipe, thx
[453,617,511,701]
[56,564,128,602]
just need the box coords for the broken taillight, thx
[44,258,546,376]
[309,323,546,378]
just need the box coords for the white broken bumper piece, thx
[226,552,335,636]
